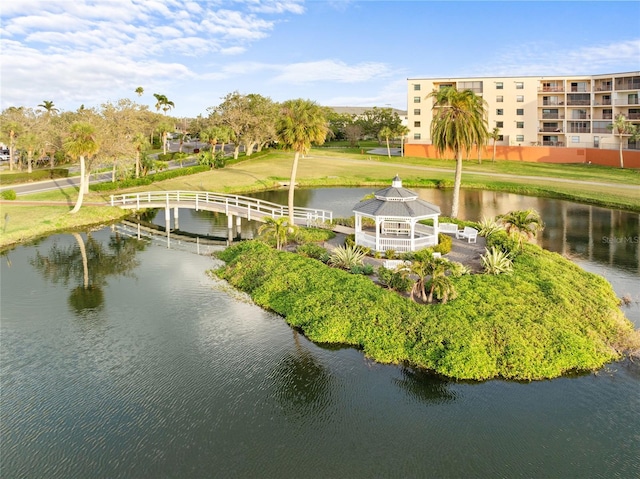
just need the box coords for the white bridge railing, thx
[110,191,333,225]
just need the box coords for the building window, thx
[496,82,503,89]
[516,108,524,115]
[413,96,421,103]
[516,95,524,102]
[414,108,421,115]
[413,84,421,91]
[414,133,421,140]
[496,109,504,116]
[516,135,525,142]
[496,121,504,127]
[572,136,580,143]
[515,82,524,89]
[496,95,503,103]
[498,135,504,141]
[516,121,524,128]
[414,121,421,127]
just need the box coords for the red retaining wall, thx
[404,144,640,169]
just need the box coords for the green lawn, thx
[1,148,639,249]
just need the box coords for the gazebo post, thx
[375,217,381,252]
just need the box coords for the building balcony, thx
[594,84,612,92]
[538,86,565,93]
[539,127,563,133]
[541,141,565,147]
[593,100,612,106]
[541,101,564,106]
[566,100,591,106]
[615,80,640,91]
[615,98,640,105]
[541,114,564,119]
[593,127,611,134]
[629,113,640,120]
[568,127,591,134]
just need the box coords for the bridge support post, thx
[236,216,242,238]
[165,207,171,231]
[174,207,179,230]
[228,214,234,244]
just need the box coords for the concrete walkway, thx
[324,226,486,272]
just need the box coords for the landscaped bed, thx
[213,240,639,381]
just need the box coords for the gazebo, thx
[352,175,441,253]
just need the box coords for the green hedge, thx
[90,165,211,192]
[1,168,69,185]
[214,241,638,381]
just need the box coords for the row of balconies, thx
[537,80,639,93]
[540,98,638,107]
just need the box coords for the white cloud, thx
[273,60,393,84]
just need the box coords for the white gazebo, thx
[352,175,441,253]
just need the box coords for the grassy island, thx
[214,240,639,381]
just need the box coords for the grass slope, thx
[215,241,639,381]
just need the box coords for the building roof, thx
[352,176,440,218]
[328,106,408,117]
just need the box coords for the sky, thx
[1,0,639,118]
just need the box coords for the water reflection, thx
[270,330,333,419]
[30,232,146,317]
[393,367,457,404]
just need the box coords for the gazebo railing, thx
[356,231,437,253]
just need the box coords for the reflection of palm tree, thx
[30,232,144,316]
[271,330,333,418]
[393,367,457,404]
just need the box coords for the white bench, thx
[439,223,459,235]
[383,259,410,270]
[456,226,478,243]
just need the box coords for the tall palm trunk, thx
[288,151,300,228]
[72,232,89,289]
[451,150,463,218]
[135,149,140,178]
[70,155,86,214]
[27,149,33,173]
[618,132,624,168]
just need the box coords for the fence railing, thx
[110,191,333,225]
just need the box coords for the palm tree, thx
[395,124,410,157]
[489,127,501,163]
[276,99,329,228]
[258,217,294,250]
[64,122,99,214]
[38,100,59,115]
[608,114,635,169]
[135,86,144,97]
[498,209,544,250]
[378,126,393,157]
[153,93,174,115]
[429,87,489,218]
[132,132,149,178]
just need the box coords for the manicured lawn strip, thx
[214,241,639,381]
[0,203,127,248]
[2,149,639,249]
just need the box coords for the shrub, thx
[385,249,396,259]
[294,227,335,244]
[350,264,374,276]
[376,266,412,293]
[486,229,520,257]
[481,246,514,275]
[329,245,367,270]
[1,189,17,200]
[345,234,356,248]
[296,243,329,262]
[433,233,452,254]
[478,216,503,237]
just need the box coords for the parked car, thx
[0,150,10,161]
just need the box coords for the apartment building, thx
[406,72,640,151]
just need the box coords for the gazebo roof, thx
[352,176,441,218]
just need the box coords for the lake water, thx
[1,188,639,478]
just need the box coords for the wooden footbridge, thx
[109,191,333,228]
